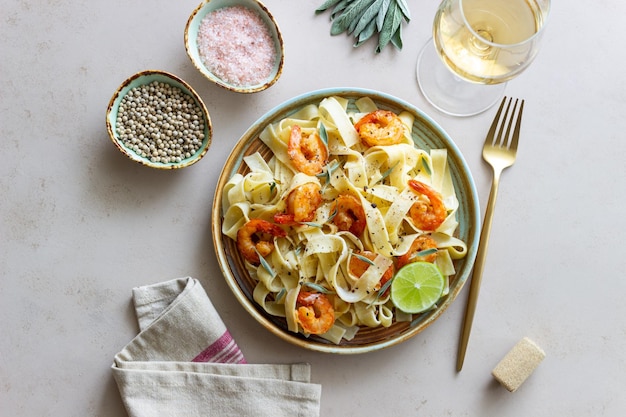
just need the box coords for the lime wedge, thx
[391,262,445,314]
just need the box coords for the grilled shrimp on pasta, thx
[222,96,468,344]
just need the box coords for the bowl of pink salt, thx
[184,0,284,94]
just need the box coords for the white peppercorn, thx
[116,81,205,164]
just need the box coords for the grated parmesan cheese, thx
[197,6,276,87]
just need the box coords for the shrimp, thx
[274,182,322,224]
[396,235,438,270]
[408,179,447,231]
[296,291,335,335]
[236,218,286,265]
[349,251,395,295]
[287,125,328,175]
[354,109,406,147]
[330,194,366,236]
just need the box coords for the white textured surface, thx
[2,1,625,416]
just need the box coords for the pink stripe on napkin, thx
[192,330,246,364]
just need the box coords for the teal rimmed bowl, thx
[184,0,284,93]
[212,88,480,353]
[106,70,212,169]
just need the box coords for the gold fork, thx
[456,97,524,372]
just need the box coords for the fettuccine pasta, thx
[222,96,468,343]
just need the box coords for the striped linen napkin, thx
[112,277,321,417]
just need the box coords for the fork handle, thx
[456,170,502,372]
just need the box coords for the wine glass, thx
[417,0,551,117]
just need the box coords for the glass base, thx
[416,39,506,117]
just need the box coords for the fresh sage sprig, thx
[316,0,411,53]
[256,249,277,278]
[302,281,334,294]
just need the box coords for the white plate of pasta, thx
[212,88,480,353]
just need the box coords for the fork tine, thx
[496,98,515,148]
[486,97,507,146]
[509,100,524,151]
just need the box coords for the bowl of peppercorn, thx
[106,69,212,169]
[184,0,284,93]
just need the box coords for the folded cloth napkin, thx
[112,277,321,417]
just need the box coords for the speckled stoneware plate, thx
[106,70,212,169]
[184,0,284,93]
[212,88,480,354]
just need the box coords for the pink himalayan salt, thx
[197,6,276,87]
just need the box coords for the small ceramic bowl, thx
[184,0,284,93]
[106,70,212,169]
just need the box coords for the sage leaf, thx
[420,155,432,176]
[377,277,393,297]
[330,0,354,19]
[380,162,398,181]
[256,249,276,278]
[376,0,391,32]
[344,0,377,34]
[319,122,329,146]
[353,253,376,265]
[330,0,370,35]
[391,24,403,49]
[377,1,402,53]
[327,159,341,175]
[330,13,353,35]
[352,0,383,37]
[354,18,377,47]
[396,0,411,21]
[301,222,323,228]
[367,276,393,307]
[409,247,438,261]
[275,288,287,301]
[303,282,333,294]
[327,207,338,222]
[316,0,345,13]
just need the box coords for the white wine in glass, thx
[417,0,550,116]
